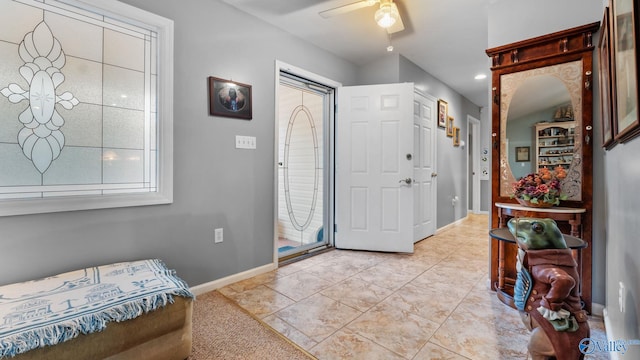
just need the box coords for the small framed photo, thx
[453,126,460,146]
[438,99,448,128]
[208,76,252,119]
[446,116,454,137]
[516,146,530,162]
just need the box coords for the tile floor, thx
[220,214,608,359]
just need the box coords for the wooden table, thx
[489,227,587,309]
[495,202,585,238]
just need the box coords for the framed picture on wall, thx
[611,0,640,142]
[438,99,448,128]
[598,6,616,149]
[515,146,530,162]
[453,126,460,146]
[208,76,253,119]
[446,116,454,137]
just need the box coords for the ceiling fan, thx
[319,0,405,34]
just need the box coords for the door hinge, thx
[333,224,337,233]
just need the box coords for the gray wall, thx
[603,137,640,353]
[490,0,640,349]
[594,1,640,351]
[0,0,359,287]
[356,53,401,85]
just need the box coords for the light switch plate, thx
[235,135,256,149]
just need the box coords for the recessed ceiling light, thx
[474,74,487,80]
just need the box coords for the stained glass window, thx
[0,0,173,216]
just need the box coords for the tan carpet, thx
[189,291,314,360]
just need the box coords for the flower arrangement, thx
[512,166,568,207]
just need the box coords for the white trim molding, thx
[189,263,277,296]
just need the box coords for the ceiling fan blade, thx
[319,1,375,19]
[386,11,404,34]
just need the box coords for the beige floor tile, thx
[352,263,417,291]
[430,298,530,359]
[262,314,318,351]
[219,284,296,318]
[275,257,316,276]
[346,301,440,359]
[310,328,406,360]
[409,265,479,298]
[320,277,393,312]
[384,282,463,324]
[273,293,362,342]
[302,257,375,284]
[265,270,334,301]
[376,254,439,276]
[220,270,280,293]
[335,248,394,262]
[413,342,471,360]
[222,214,609,360]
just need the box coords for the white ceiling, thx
[221,0,493,109]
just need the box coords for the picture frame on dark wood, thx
[438,99,448,128]
[611,0,640,142]
[515,146,530,162]
[453,126,460,146]
[446,116,454,137]
[598,6,616,149]
[208,76,252,119]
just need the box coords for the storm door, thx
[276,72,332,260]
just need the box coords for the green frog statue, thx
[508,217,589,360]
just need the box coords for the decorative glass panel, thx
[0,0,173,215]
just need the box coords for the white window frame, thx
[0,0,173,217]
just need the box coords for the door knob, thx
[431,173,438,177]
[399,178,413,185]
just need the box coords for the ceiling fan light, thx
[375,3,398,28]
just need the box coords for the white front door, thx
[335,83,414,253]
[413,92,437,241]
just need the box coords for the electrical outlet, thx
[214,228,223,243]
[619,281,626,313]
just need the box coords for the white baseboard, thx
[436,215,468,234]
[591,302,604,317]
[189,262,277,296]
[468,210,489,215]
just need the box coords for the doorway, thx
[275,62,340,262]
[275,68,439,259]
[467,115,481,213]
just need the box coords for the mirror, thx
[499,60,583,201]
[507,75,570,180]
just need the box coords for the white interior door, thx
[335,83,414,253]
[413,92,437,241]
